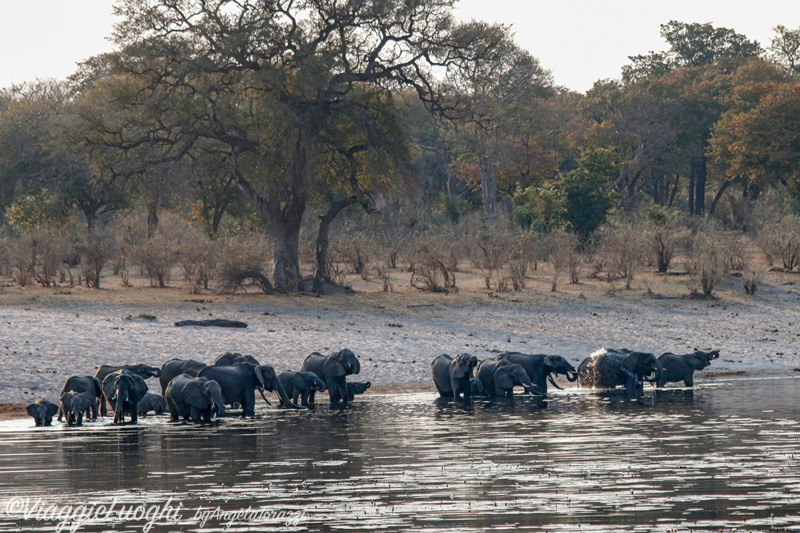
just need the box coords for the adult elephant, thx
[578,348,663,396]
[495,353,578,395]
[197,363,303,416]
[95,364,160,415]
[58,376,103,421]
[26,399,59,427]
[213,352,260,366]
[102,370,148,425]
[278,371,327,407]
[430,354,479,399]
[166,375,226,423]
[656,350,719,387]
[160,359,208,394]
[476,359,533,398]
[301,349,361,405]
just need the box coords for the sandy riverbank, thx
[2,264,800,417]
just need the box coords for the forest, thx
[1,0,799,296]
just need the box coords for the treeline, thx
[0,1,799,294]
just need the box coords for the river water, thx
[0,377,799,532]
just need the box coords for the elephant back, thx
[301,352,328,382]
[430,354,454,394]
[214,352,260,366]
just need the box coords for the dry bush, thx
[179,230,220,294]
[642,219,688,274]
[755,217,800,270]
[373,266,393,292]
[409,233,458,293]
[11,228,73,288]
[743,269,761,295]
[471,230,509,290]
[130,212,191,288]
[722,233,748,272]
[597,224,646,289]
[686,225,728,296]
[545,230,579,292]
[216,233,273,294]
[74,230,117,289]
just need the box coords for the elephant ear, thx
[450,355,469,379]
[45,402,59,417]
[131,376,149,403]
[324,355,346,378]
[289,372,307,391]
[495,368,513,391]
[186,382,210,410]
[544,356,558,370]
[254,365,267,388]
[26,404,39,417]
[622,352,643,372]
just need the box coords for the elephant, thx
[26,399,59,427]
[95,364,160,415]
[159,359,208,394]
[137,392,168,415]
[495,352,578,395]
[58,376,103,421]
[476,359,533,398]
[344,381,371,402]
[578,348,663,396]
[656,350,720,387]
[197,363,303,416]
[165,375,226,423]
[430,353,479,399]
[101,370,148,424]
[213,352,260,366]
[278,371,327,407]
[60,390,96,426]
[470,378,485,397]
[301,349,361,405]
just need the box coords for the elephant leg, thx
[57,407,63,423]
[308,390,316,405]
[190,406,201,423]
[292,389,300,406]
[301,391,309,407]
[684,374,694,387]
[77,412,83,426]
[130,405,138,424]
[243,391,256,417]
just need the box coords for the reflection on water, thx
[1,378,799,532]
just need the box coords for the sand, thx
[2,264,800,412]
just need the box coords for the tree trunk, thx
[480,162,497,219]
[668,175,680,208]
[707,180,730,218]
[688,165,696,216]
[691,155,707,216]
[316,196,359,283]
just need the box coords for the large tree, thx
[95,0,506,293]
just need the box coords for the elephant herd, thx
[26,349,368,427]
[432,348,720,400]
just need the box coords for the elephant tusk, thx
[548,374,564,390]
[258,387,272,406]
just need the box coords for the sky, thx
[0,0,798,93]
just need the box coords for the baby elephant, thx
[476,359,533,398]
[431,353,479,399]
[656,350,720,387]
[26,399,59,427]
[61,391,96,426]
[278,371,327,407]
[344,381,371,402]
[137,393,168,416]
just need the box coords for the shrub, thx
[216,233,273,294]
[178,230,219,294]
[755,217,800,270]
[597,223,646,289]
[409,234,458,293]
[74,230,117,289]
[545,229,579,292]
[686,225,728,296]
[471,230,509,291]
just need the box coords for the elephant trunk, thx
[273,378,304,409]
[213,399,225,418]
[352,358,361,375]
[547,373,564,390]
[566,371,579,382]
[644,365,663,383]
[115,389,128,423]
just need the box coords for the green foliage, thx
[515,148,617,239]
[6,191,72,229]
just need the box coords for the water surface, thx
[1,378,799,532]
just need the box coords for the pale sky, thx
[0,0,798,93]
